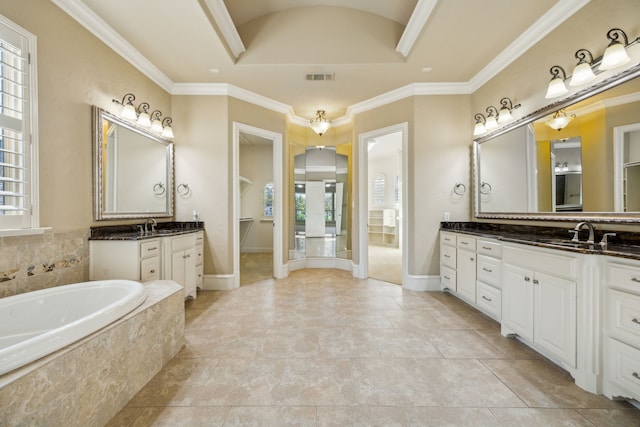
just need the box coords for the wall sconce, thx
[545,66,569,99]
[112,93,137,120]
[545,109,576,131]
[309,110,331,136]
[569,49,596,86]
[136,102,151,127]
[498,97,521,123]
[485,106,499,131]
[473,113,487,136]
[161,117,174,139]
[545,27,640,99]
[599,28,636,71]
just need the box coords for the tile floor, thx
[107,269,640,426]
[368,244,402,285]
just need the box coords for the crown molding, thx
[201,0,246,59]
[468,0,591,92]
[396,0,439,58]
[50,0,174,92]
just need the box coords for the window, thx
[263,182,274,217]
[372,173,385,207]
[0,17,37,232]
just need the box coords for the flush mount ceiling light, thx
[498,97,521,123]
[569,49,597,86]
[112,93,137,120]
[545,110,576,131]
[473,113,487,136]
[309,110,331,136]
[545,66,569,99]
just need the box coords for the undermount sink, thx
[539,238,597,248]
[151,229,181,235]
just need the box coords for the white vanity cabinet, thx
[162,231,203,300]
[603,258,640,401]
[476,239,502,320]
[195,232,204,290]
[90,238,161,281]
[440,232,457,292]
[502,243,577,368]
[456,235,477,304]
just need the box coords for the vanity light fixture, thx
[497,97,521,123]
[484,106,499,131]
[161,117,174,139]
[599,28,636,71]
[309,110,331,136]
[136,102,151,127]
[569,49,597,86]
[150,110,163,133]
[112,93,137,120]
[545,109,576,131]
[473,113,487,136]
[545,66,569,99]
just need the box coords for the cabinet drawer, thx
[608,289,640,347]
[608,263,640,294]
[477,255,501,288]
[196,265,204,290]
[476,281,501,319]
[477,239,502,258]
[441,232,456,246]
[441,244,457,269]
[171,235,196,252]
[457,235,476,250]
[503,245,577,279]
[441,265,456,291]
[140,256,160,281]
[607,338,640,400]
[140,240,160,259]
[195,246,203,266]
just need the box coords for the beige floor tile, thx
[482,358,625,408]
[368,329,443,358]
[129,407,229,426]
[317,328,380,358]
[426,329,505,358]
[383,309,442,331]
[272,358,357,405]
[490,408,596,426]
[259,329,320,358]
[224,406,316,427]
[577,408,640,426]
[474,329,543,360]
[408,407,500,426]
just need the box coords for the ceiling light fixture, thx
[309,110,331,136]
[545,110,576,131]
[569,49,597,86]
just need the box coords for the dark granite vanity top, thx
[90,221,204,241]
[441,222,640,261]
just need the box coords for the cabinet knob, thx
[150,269,155,274]
[632,318,640,325]
[633,372,640,380]
[533,279,539,285]
[524,277,531,282]
[470,257,474,261]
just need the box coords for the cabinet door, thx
[534,271,576,367]
[184,247,197,299]
[457,249,476,303]
[171,250,186,286]
[503,264,534,341]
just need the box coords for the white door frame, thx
[357,122,409,285]
[614,122,640,212]
[232,122,285,288]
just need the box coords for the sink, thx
[539,238,597,249]
[151,229,181,235]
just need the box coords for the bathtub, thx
[0,279,146,376]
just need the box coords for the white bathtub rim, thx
[0,280,147,376]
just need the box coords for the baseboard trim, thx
[287,257,354,272]
[202,274,236,290]
[403,274,441,291]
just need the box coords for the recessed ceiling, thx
[52,0,587,122]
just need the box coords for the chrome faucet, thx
[144,218,157,234]
[572,221,596,245]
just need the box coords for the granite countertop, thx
[89,221,204,241]
[440,222,640,261]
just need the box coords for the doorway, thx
[233,123,284,287]
[358,123,408,285]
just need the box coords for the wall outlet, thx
[443,212,451,221]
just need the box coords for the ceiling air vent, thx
[305,73,335,81]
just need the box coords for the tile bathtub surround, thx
[0,280,185,427]
[0,229,90,298]
[108,270,640,426]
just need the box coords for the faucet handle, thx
[136,224,145,235]
[568,229,579,242]
[600,232,616,248]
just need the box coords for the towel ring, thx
[453,183,466,196]
[153,182,166,196]
[177,183,191,196]
[480,181,492,195]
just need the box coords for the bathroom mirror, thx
[292,145,350,259]
[474,63,640,222]
[92,106,174,220]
